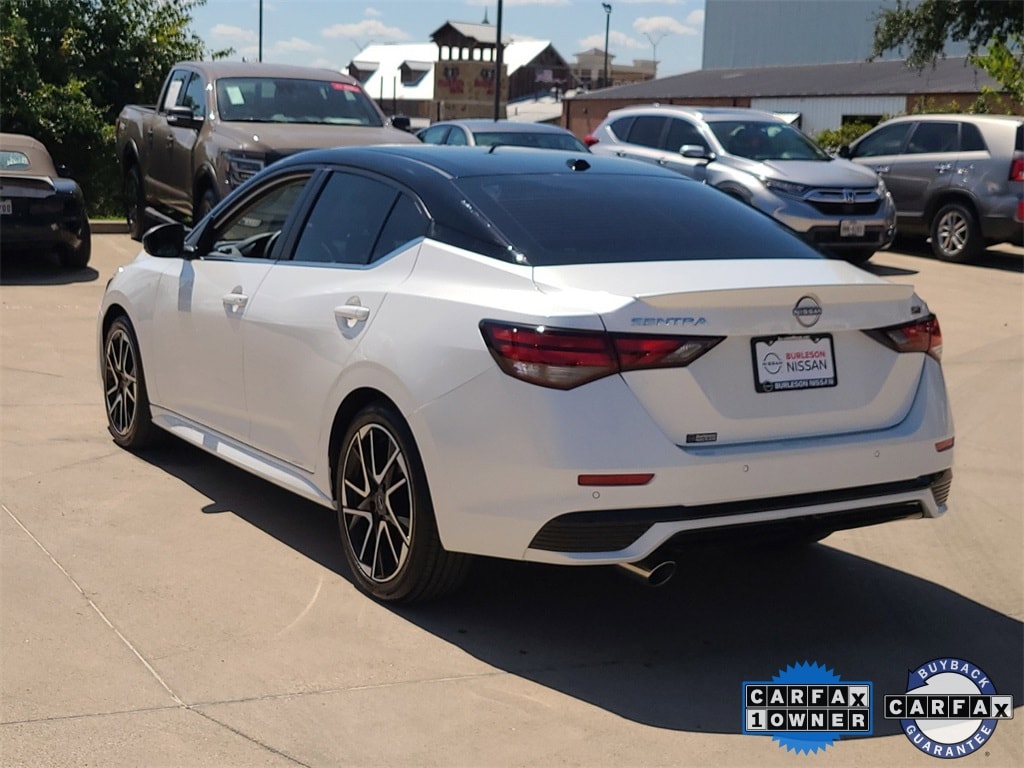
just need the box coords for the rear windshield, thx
[454,173,823,266]
[215,77,383,126]
[472,131,587,152]
[1,150,31,170]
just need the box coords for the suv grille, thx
[806,188,880,216]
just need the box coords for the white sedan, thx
[99,145,954,602]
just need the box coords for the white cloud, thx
[210,23,258,45]
[686,9,705,26]
[363,7,382,17]
[273,37,323,53]
[633,16,699,37]
[578,29,646,51]
[322,19,410,41]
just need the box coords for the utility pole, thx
[644,31,668,78]
[602,3,612,88]
[258,0,263,62]
[493,0,504,120]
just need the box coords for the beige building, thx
[571,48,656,90]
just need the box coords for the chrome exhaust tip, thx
[616,557,676,587]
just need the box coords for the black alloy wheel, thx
[336,403,469,602]
[103,316,157,449]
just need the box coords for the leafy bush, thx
[815,122,875,155]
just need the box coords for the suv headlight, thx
[763,178,809,197]
[224,152,265,187]
[876,177,888,196]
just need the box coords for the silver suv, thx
[842,114,1024,262]
[585,105,896,263]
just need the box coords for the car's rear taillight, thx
[1010,156,1024,182]
[583,134,599,147]
[864,315,942,361]
[480,321,724,389]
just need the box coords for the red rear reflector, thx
[864,315,942,361]
[935,437,955,452]
[578,473,654,486]
[1010,157,1024,182]
[480,321,724,389]
[583,134,599,146]
[1016,199,1024,223]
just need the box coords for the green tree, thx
[871,0,1024,107]
[0,0,217,214]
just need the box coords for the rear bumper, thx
[0,217,87,252]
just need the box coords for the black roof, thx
[576,56,997,101]
[272,144,651,180]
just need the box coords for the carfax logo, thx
[885,657,1013,759]
[742,661,872,754]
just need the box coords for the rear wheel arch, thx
[925,190,980,227]
[328,388,400,499]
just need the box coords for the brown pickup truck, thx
[115,61,418,239]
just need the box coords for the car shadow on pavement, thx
[0,249,100,285]
[144,438,1023,737]
[888,238,1024,273]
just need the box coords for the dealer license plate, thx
[840,219,865,237]
[0,199,11,215]
[751,335,837,393]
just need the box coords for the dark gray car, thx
[586,105,896,264]
[843,114,1024,262]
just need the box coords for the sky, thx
[188,0,707,79]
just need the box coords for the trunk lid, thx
[533,259,927,446]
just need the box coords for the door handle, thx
[222,292,248,309]
[335,302,370,328]
[934,162,953,173]
[873,165,890,174]
[615,151,627,157]
[657,158,667,166]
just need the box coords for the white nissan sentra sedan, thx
[98,145,953,602]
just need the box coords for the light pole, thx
[602,3,611,88]
[493,0,504,120]
[258,0,263,62]
[643,31,668,78]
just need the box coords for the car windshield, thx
[455,173,822,266]
[215,78,384,126]
[709,121,831,162]
[472,131,588,151]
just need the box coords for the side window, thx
[906,122,958,154]
[609,117,635,140]
[292,172,397,265]
[626,116,667,149]
[208,176,310,259]
[851,123,911,158]
[960,122,987,152]
[418,125,449,145]
[664,119,706,152]
[446,127,468,146]
[372,194,429,261]
[161,70,190,112]
[181,73,207,118]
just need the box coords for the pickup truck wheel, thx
[195,187,219,224]
[125,166,148,241]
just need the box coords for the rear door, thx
[611,115,669,166]
[242,170,430,470]
[884,121,960,219]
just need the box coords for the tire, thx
[103,316,158,449]
[59,218,91,269]
[124,165,148,241]
[930,202,982,263]
[194,187,218,225]
[336,403,470,603]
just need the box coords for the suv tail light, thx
[863,315,942,361]
[480,321,724,389]
[1010,156,1024,182]
[583,134,599,147]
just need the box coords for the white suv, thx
[586,105,896,264]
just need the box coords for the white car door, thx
[241,171,430,471]
[151,174,312,440]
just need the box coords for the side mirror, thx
[167,105,202,129]
[390,115,411,132]
[143,222,187,259]
[838,145,852,159]
[680,144,714,161]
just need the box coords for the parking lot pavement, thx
[1,236,1021,767]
